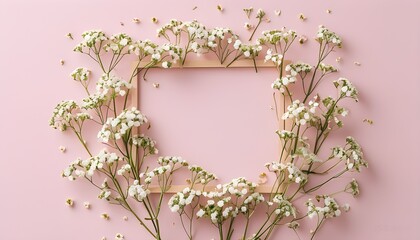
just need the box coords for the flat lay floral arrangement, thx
[50,8,368,240]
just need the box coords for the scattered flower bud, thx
[354,61,361,66]
[101,213,110,220]
[132,18,140,23]
[65,198,74,207]
[153,83,160,88]
[151,17,158,23]
[244,22,253,30]
[60,59,65,65]
[243,7,253,19]
[192,6,197,10]
[343,203,351,212]
[336,57,342,62]
[265,18,271,23]
[59,146,66,153]
[258,172,268,184]
[83,201,90,209]
[120,22,124,26]
[326,9,332,14]
[363,119,374,125]
[123,216,128,221]
[298,13,307,21]
[101,237,107,240]
[217,5,223,12]
[115,233,124,240]
[66,33,73,40]
[299,35,308,44]
[274,10,281,16]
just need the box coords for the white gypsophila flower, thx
[81,92,107,110]
[271,195,296,218]
[168,187,198,212]
[70,67,90,82]
[182,20,208,53]
[307,196,341,219]
[156,43,183,64]
[50,100,88,131]
[264,49,283,66]
[197,178,259,224]
[188,165,217,185]
[285,62,312,76]
[73,30,108,52]
[316,26,342,47]
[157,19,184,38]
[333,78,359,101]
[332,137,367,172]
[271,75,296,93]
[128,180,150,202]
[207,27,238,49]
[282,100,315,126]
[264,162,307,184]
[319,63,337,74]
[276,130,296,140]
[117,164,131,175]
[157,156,189,167]
[345,179,360,196]
[131,134,158,155]
[97,107,147,143]
[115,233,124,240]
[62,149,121,181]
[128,39,159,57]
[96,74,131,98]
[257,28,297,46]
[238,43,262,58]
[104,33,132,53]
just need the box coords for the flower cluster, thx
[334,78,359,101]
[188,165,217,185]
[306,196,341,219]
[271,75,296,92]
[265,162,307,184]
[264,49,283,66]
[257,28,297,46]
[49,100,79,131]
[104,33,132,53]
[159,43,183,68]
[96,74,131,97]
[157,19,184,38]
[128,180,150,202]
[345,179,360,196]
[269,194,296,218]
[282,100,316,126]
[233,40,262,58]
[131,134,158,155]
[286,62,312,76]
[197,178,260,223]
[81,92,107,110]
[74,30,108,52]
[98,107,147,143]
[316,26,342,47]
[62,149,121,180]
[207,27,237,48]
[332,137,367,171]
[169,187,201,212]
[183,20,208,53]
[129,39,160,58]
[71,67,90,82]
[319,63,337,74]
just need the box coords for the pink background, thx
[1,0,419,239]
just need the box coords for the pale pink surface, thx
[0,0,419,239]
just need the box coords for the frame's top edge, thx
[135,59,290,69]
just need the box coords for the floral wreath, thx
[50,9,368,240]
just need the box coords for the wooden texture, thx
[130,59,291,194]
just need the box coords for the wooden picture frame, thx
[128,59,291,193]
